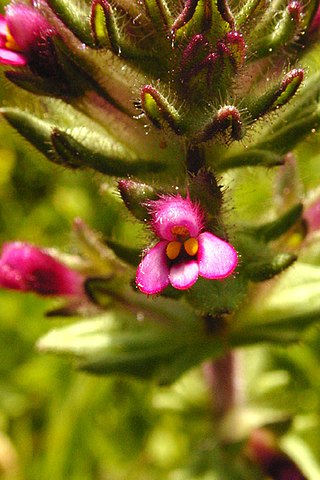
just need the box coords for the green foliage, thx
[2,0,320,478]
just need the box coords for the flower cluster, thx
[136,195,238,295]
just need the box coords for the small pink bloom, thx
[0,3,55,67]
[310,5,320,33]
[0,242,84,296]
[248,429,306,480]
[136,194,238,295]
[304,197,320,233]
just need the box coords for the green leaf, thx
[254,71,320,156]
[141,85,184,134]
[235,230,297,282]
[254,105,320,156]
[91,0,121,52]
[51,129,164,176]
[245,252,297,282]
[216,149,283,171]
[104,239,141,267]
[0,107,55,160]
[251,204,303,242]
[46,0,94,46]
[90,0,160,65]
[235,0,265,28]
[73,218,127,275]
[37,311,223,384]
[245,69,304,120]
[5,70,71,98]
[232,262,320,345]
[144,0,173,30]
[252,4,301,59]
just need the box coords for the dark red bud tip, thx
[285,67,304,80]
[281,68,304,88]
[272,68,304,108]
[248,430,307,480]
[171,0,198,34]
[224,31,246,66]
[195,105,244,143]
[141,84,160,102]
[216,41,230,56]
[118,178,131,190]
[217,106,244,139]
[203,52,219,69]
[118,178,154,200]
[181,34,209,71]
[217,0,235,29]
[287,1,302,21]
[118,179,157,221]
[91,0,112,43]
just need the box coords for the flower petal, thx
[149,194,203,240]
[6,4,54,52]
[198,232,238,279]
[0,15,7,43]
[136,241,170,294]
[169,260,199,290]
[0,47,27,65]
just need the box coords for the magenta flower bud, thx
[309,5,320,33]
[0,242,84,296]
[224,31,246,68]
[180,34,210,76]
[304,197,320,233]
[248,430,306,480]
[136,194,238,295]
[0,3,56,68]
[287,1,302,22]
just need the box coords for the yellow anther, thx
[5,27,21,51]
[171,225,189,237]
[166,241,182,260]
[184,237,199,257]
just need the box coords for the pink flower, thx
[304,197,320,233]
[136,194,238,295]
[310,5,320,33]
[0,242,84,296]
[248,429,306,480]
[0,3,55,66]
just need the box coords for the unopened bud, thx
[141,85,183,134]
[0,242,84,296]
[195,105,245,143]
[118,179,158,221]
